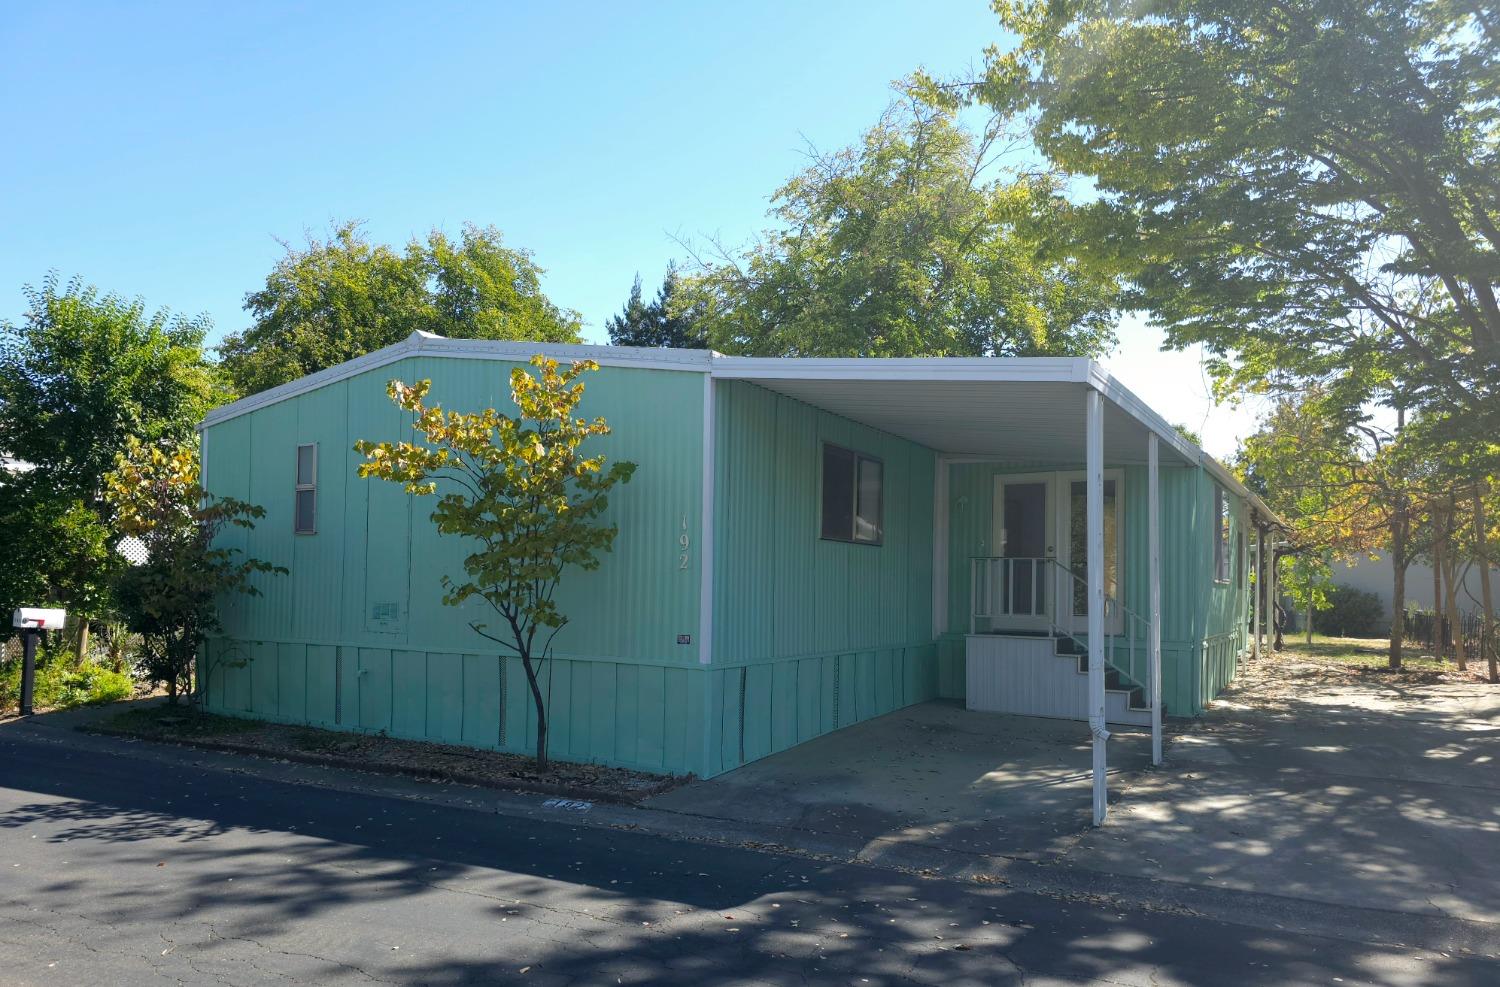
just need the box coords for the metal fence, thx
[1403,608,1490,662]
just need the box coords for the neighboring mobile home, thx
[198,333,1279,793]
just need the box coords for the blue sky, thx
[0,0,1258,455]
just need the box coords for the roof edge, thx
[1084,361,1284,529]
[200,333,714,429]
[711,355,1092,383]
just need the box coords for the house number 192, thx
[679,515,691,570]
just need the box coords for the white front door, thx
[1058,470,1125,636]
[990,473,1056,631]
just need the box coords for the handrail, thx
[970,555,1155,697]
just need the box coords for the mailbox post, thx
[12,608,66,716]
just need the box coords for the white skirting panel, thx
[965,635,1149,726]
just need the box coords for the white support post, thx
[1267,537,1278,653]
[1148,432,1163,768]
[1251,527,1262,660]
[698,375,715,665]
[933,457,950,638]
[1086,389,1108,825]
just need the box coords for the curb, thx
[77,724,684,805]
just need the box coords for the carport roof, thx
[199,333,1283,528]
[714,356,1283,528]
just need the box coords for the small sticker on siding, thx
[677,634,692,645]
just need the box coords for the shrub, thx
[0,646,136,713]
[42,662,133,707]
[1313,584,1386,639]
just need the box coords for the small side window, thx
[295,443,317,534]
[1213,487,1230,582]
[820,443,883,545]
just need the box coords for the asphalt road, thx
[0,728,1490,986]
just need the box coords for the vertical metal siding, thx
[707,380,939,774]
[713,380,936,663]
[200,354,715,776]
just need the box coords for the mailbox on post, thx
[13,607,66,716]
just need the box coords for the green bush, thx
[1313,584,1387,638]
[0,652,135,713]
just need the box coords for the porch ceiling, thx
[714,372,1195,467]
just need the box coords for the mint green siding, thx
[201,355,714,775]
[708,380,938,774]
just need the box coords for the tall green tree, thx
[355,357,635,770]
[981,0,1500,437]
[0,274,220,500]
[605,264,707,348]
[677,88,1120,357]
[0,275,221,639]
[220,222,583,395]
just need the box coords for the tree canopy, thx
[676,89,1120,358]
[0,274,220,501]
[0,275,222,626]
[981,0,1500,436]
[220,223,583,395]
[605,264,707,349]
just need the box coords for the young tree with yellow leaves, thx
[355,357,635,770]
[105,438,280,702]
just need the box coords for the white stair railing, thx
[970,556,1157,709]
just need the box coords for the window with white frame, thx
[820,443,883,545]
[295,444,317,534]
[1213,487,1230,582]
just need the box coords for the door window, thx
[1070,479,1118,614]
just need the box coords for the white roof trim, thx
[1084,362,1283,528]
[711,355,1090,384]
[200,333,714,428]
[197,335,1284,527]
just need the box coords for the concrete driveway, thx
[650,654,1500,937]
[1062,655,1500,925]
[647,701,1155,860]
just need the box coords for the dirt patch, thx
[85,705,688,804]
[1216,645,1496,718]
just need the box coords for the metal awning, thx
[712,356,1284,528]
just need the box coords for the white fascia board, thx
[1084,361,1285,529]
[200,333,714,429]
[709,355,1091,383]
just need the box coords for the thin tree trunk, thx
[1390,560,1407,669]
[73,620,90,667]
[1473,485,1496,683]
[1433,508,1447,658]
[1305,594,1314,645]
[1441,505,1467,671]
[522,655,550,771]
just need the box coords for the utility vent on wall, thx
[367,601,403,633]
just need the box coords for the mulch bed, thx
[84,705,689,804]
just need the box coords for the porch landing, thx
[645,700,1152,860]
